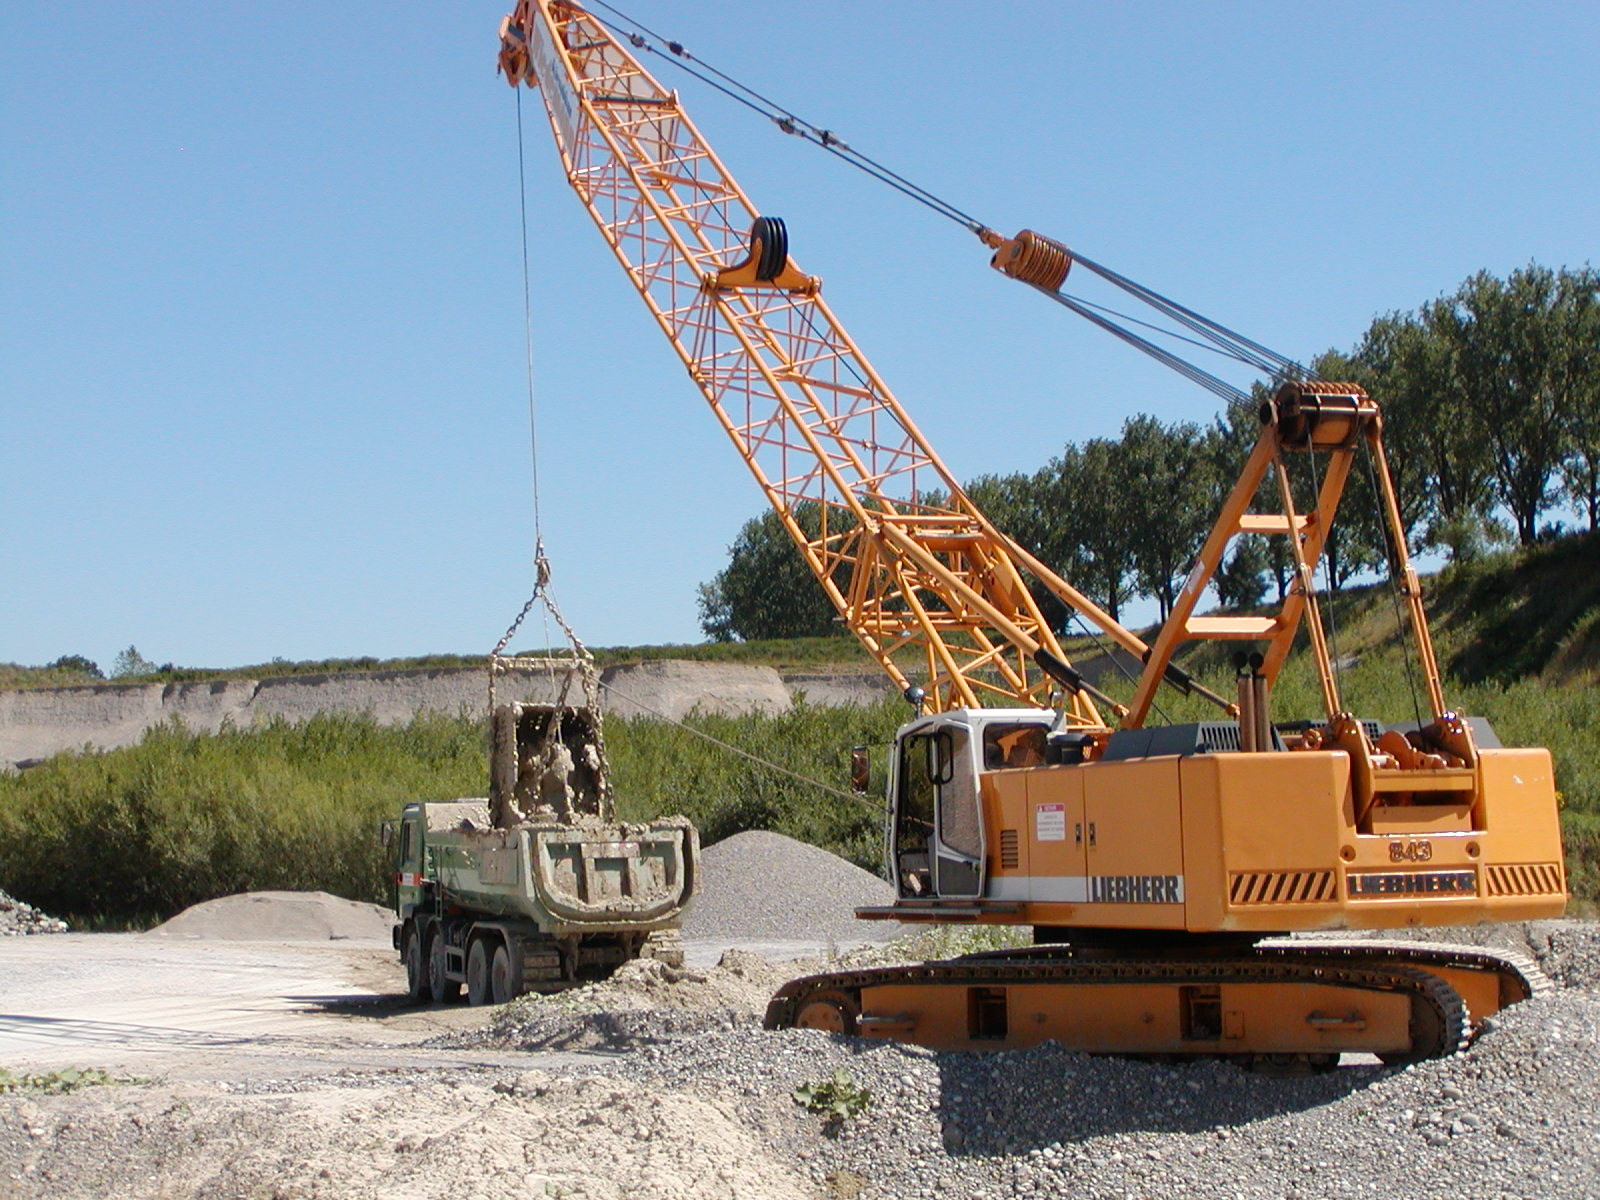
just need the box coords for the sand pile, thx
[144,890,393,942]
[473,948,798,1052]
[681,830,902,955]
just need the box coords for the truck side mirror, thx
[850,746,870,795]
[378,820,396,850]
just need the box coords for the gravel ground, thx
[0,888,67,936]
[3,841,1597,1200]
[1,922,1596,1198]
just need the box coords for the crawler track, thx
[765,940,1546,1065]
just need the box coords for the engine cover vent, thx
[1229,870,1336,905]
[1485,862,1565,897]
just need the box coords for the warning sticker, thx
[1035,803,1067,842]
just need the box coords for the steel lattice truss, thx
[503,0,1118,718]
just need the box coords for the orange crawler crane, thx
[498,1,1567,1067]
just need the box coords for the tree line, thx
[699,263,1599,641]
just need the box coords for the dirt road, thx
[0,926,823,1200]
[0,932,546,1082]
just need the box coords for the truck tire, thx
[466,937,492,1007]
[428,926,460,1004]
[403,924,429,1004]
[491,939,524,1005]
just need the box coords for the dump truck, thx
[392,701,699,1004]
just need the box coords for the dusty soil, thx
[3,893,1597,1199]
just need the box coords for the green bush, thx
[0,712,487,919]
[0,700,905,922]
[1,671,1594,922]
[607,697,905,871]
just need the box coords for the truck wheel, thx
[428,926,460,1004]
[466,937,492,1006]
[491,940,524,1005]
[403,926,429,1004]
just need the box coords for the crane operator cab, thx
[890,709,1059,901]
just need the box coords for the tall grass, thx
[1,677,1593,922]
[0,713,486,919]
[607,697,905,870]
[0,700,906,922]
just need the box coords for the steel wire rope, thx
[582,2,1317,407]
[1071,253,1307,379]
[1051,289,1287,382]
[1067,613,1173,727]
[1362,446,1428,732]
[1302,448,1348,713]
[593,676,888,814]
[584,1,988,234]
[492,86,603,719]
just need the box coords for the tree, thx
[111,645,158,679]
[1117,415,1222,620]
[1299,350,1387,591]
[1213,537,1271,609]
[1428,266,1573,545]
[47,654,103,679]
[1040,439,1137,624]
[696,503,845,641]
[1553,266,1600,530]
[963,470,1073,630]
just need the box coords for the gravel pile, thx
[459,918,1600,1199]
[462,949,793,1052]
[3,917,1596,1198]
[0,888,67,935]
[615,985,1600,1200]
[682,830,903,957]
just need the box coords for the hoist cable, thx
[495,85,572,690]
[594,675,888,814]
[585,1,989,234]
[1056,289,1286,378]
[515,87,545,550]
[1039,286,1251,407]
[1072,253,1308,379]
[1068,613,1172,727]
[579,2,1315,403]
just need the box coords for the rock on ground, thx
[0,889,67,936]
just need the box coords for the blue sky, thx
[4,2,1596,673]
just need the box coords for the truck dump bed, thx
[395,701,701,1000]
[420,801,697,934]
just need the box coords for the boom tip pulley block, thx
[1266,380,1377,452]
[497,9,533,86]
[712,216,820,294]
[983,228,1074,292]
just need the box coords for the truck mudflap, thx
[530,816,699,925]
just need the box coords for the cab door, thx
[395,808,427,916]
[931,724,984,897]
[891,723,985,899]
